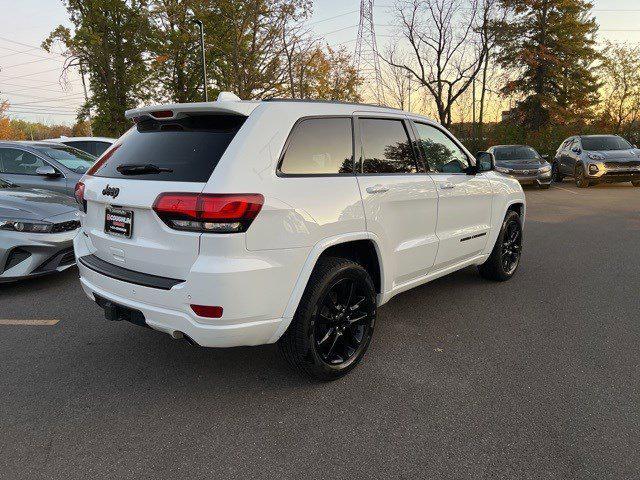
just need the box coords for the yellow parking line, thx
[0,319,59,326]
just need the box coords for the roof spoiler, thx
[125,93,257,122]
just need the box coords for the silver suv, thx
[552,135,640,188]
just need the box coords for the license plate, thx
[105,206,133,238]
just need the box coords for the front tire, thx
[278,257,377,381]
[575,164,590,188]
[478,210,523,281]
[552,163,564,183]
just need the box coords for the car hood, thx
[586,149,640,161]
[0,187,77,221]
[496,158,545,169]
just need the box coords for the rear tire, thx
[278,256,377,381]
[478,210,523,282]
[575,164,590,188]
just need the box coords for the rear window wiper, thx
[116,164,173,175]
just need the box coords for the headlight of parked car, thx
[0,219,53,233]
[495,166,510,173]
[538,165,551,173]
[587,152,604,161]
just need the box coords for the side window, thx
[0,148,46,175]
[279,118,353,175]
[94,142,112,156]
[65,141,92,155]
[360,118,418,174]
[413,123,470,173]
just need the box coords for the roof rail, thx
[263,97,404,111]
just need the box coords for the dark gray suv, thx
[552,135,640,188]
[487,144,552,189]
[0,141,96,196]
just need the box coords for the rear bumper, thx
[74,231,306,348]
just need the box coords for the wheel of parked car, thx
[478,210,523,281]
[278,256,377,381]
[632,181,640,187]
[575,164,590,188]
[552,163,563,183]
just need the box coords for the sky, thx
[1,0,639,126]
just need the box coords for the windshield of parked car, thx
[34,145,96,174]
[581,136,633,151]
[494,146,540,162]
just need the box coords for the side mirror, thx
[475,151,495,173]
[35,165,60,177]
[571,146,581,154]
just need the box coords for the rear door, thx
[355,115,439,288]
[412,121,493,268]
[80,114,246,280]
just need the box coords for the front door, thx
[412,121,493,268]
[0,147,67,194]
[355,116,439,288]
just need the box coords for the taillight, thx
[190,305,223,318]
[74,181,86,212]
[153,193,264,233]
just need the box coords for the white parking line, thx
[0,319,59,326]
[554,185,583,195]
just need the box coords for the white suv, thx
[73,97,525,380]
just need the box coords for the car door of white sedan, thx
[411,121,493,268]
[355,116,439,289]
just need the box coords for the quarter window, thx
[279,118,354,175]
[360,118,418,174]
[413,123,470,173]
[0,148,46,175]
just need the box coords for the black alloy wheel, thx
[500,218,522,276]
[313,277,374,366]
[478,210,523,281]
[278,257,377,381]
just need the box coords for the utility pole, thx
[79,60,93,136]
[191,19,208,102]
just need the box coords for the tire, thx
[478,210,523,282]
[278,256,377,381]
[632,181,640,187]
[552,163,563,183]
[575,164,590,188]
[539,183,550,190]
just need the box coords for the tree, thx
[385,0,493,128]
[148,0,204,103]
[598,42,640,138]
[493,0,600,130]
[196,0,311,99]
[280,43,362,101]
[43,0,154,137]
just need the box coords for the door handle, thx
[439,182,455,190]
[366,184,389,194]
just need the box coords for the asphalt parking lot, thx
[1,181,639,480]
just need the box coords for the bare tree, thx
[385,0,492,128]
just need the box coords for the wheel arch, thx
[268,232,385,343]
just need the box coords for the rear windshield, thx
[494,146,539,162]
[581,136,632,151]
[35,144,96,174]
[91,114,246,182]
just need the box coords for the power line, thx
[308,10,358,26]
[0,90,84,101]
[0,68,62,81]
[0,56,65,69]
[0,36,66,57]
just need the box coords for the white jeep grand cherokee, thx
[74,97,525,380]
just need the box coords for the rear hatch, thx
[79,111,247,280]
